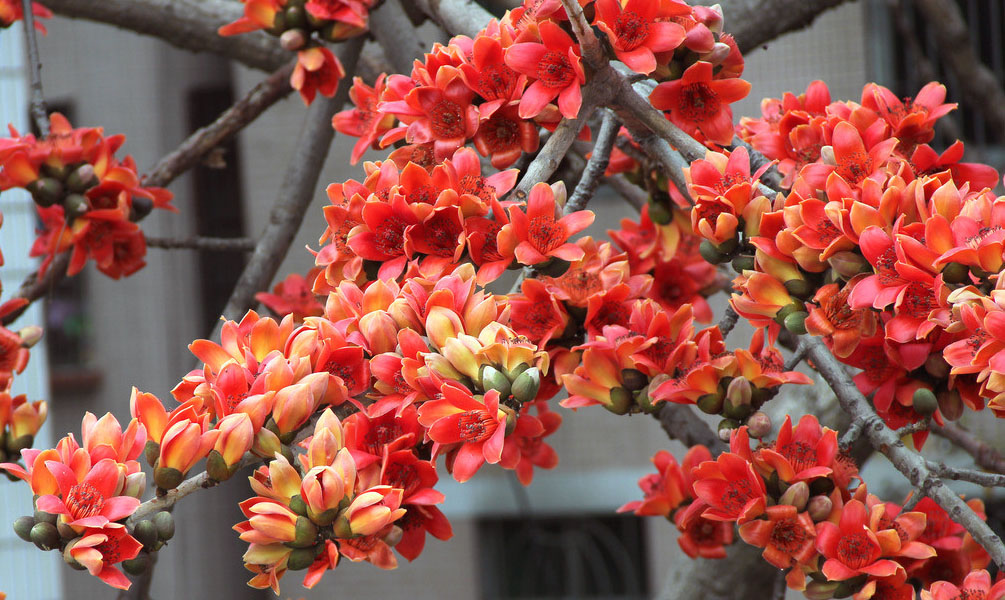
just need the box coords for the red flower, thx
[675,501,735,559]
[67,528,143,590]
[499,181,594,266]
[509,278,570,347]
[333,75,397,164]
[504,20,585,119]
[418,387,507,482]
[815,499,903,581]
[346,193,420,280]
[395,504,453,561]
[756,414,838,483]
[0,0,51,32]
[473,102,540,169]
[650,61,751,145]
[458,34,527,115]
[594,0,688,74]
[738,504,817,571]
[292,46,345,106]
[922,570,1005,600]
[691,452,766,524]
[36,458,141,529]
[256,271,324,321]
[218,0,283,36]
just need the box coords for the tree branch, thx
[144,61,295,188]
[933,423,1005,474]
[914,0,1005,142]
[21,0,49,137]
[369,0,430,73]
[145,236,257,252]
[215,37,364,328]
[654,404,727,457]
[716,0,852,54]
[804,336,1005,568]
[928,461,1005,488]
[565,111,619,215]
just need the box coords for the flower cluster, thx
[219,0,376,104]
[1,412,148,589]
[624,418,995,599]
[0,113,174,279]
[672,79,1005,439]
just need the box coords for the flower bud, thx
[28,177,64,207]
[647,201,672,225]
[827,252,871,279]
[17,325,43,348]
[480,365,511,399]
[286,546,317,571]
[121,552,151,576]
[280,28,307,51]
[30,521,59,551]
[511,367,541,403]
[289,516,319,549]
[64,193,90,219]
[746,411,772,439]
[57,518,77,540]
[938,389,964,421]
[807,495,833,521]
[924,355,950,380]
[699,239,728,264]
[701,42,732,66]
[123,471,146,499]
[784,311,808,335]
[154,466,184,491]
[383,525,404,547]
[605,387,633,415]
[153,511,175,541]
[717,418,739,441]
[941,262,970,284]
[13,515,35,542]
[133,520,158,551]
[65,164,97,193]
[779,481,810,510]
[912,388,938,417]
[804,581,840,600]
[33,509,57,525]
[621,368,648,392]
[252,427,283,459]
[696,392,724,415]
[731,254,755,273]
[143,440,160,468]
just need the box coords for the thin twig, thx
[558,0,604,66]
[717,306,740,339]
[839,420,864,451]
[145,236,257,252]
[784,337,809,371]
[654,404,727,457]
[21,0,48,137]
[566,111,619,214]
[144,61,295,188]
[933,423,1005,474]
[894,419,931,438]
[929,461,1005,488]
[214,37,364,330]
[805,336,1005,568]
[773,569,788,600]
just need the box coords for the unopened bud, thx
[121,552,151,576]
[941,262,970,284]
[382,525,404,547]
[56,519,77,540]
[924,355,950,380]
[286,546,317,571]
[779,481,810,510]
[634,387,657,414]
[289,495,309,517]
[726,377,752,407]
[252,427,283,459]
[130,196,154,221]
[28,177,64,207]
[17,325,43,348]
[280,28,308,51]
[505,363,530,382]
[133,520,158,551]
[701,42,732,66]
[63,193,90,219]
[206,450,235,482]
[912,388,938,416]
[699,239,728,264]
[153,511,175,541]
[605,387,633,415]
[33,509,57,525]
[784,279,814,300]
[30,521,59,551]
[828,252,871,279]
[284,5,307,28]
[480,365,511,399]
[13,516,35,542]
[143,440,159,468]
[746,411,772,439]
[784,311,809,335]
[621,368,648,392]
[731,255,756,273]
[696,392,724,415]
[511,367,541,404]
[153,466,184,491]
[804,581,840,600]
[937,389,964,421]
[807,495,833,521]
[290,516,319,548]
[66,164,97,193]
[717,418,740,441]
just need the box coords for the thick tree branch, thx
[914,0,1005,142]
[654,404,727,456]
[805,336,1005,568]
[714,0,852,54]
[144,61,294,188]
[145,236,257,252]
[370,0,430,73]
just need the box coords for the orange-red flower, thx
[922,570,1005,600]
[292,47,345,106]
[504,20,585,119]
[691,452,766,524]
[650,61,751,145]
[499,181,594,266]
[67,527,142,590]
[594,0,688,74]
[738,505,817,578]
[815,499,905,581]
[418,387,507,482]
[36,458,141,529]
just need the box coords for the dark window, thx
[478,514,649,599]
[186,86,247,331]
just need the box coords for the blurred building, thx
[2,1,1002,598]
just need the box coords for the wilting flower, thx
[292,46,345,106]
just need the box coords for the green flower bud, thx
[605,387,633,415]
[480,365,512,398]
[153,511,175,541]
[121,552,151,575]
[731,255,756,273]
[133,520,159,551]
[784,279,814,300]
[28,177,64,207]
[779,481,810,511]
[941,262,970,284]
[206,450,232,483]
[33,508,58,525]
[783,311,809,335]
[143,440,160,468]
[65,164,97,193]
[511,367,541,404]
[153,466,184,491]
[286,547,318,571]
[647,201,672,225]
[696,393,724,415]
[13,516,35,542]
[912,388,938,417]
[699,239,727,264]
[621,368,648,392]
[31,521,60,551]
[284,5,307,28]
[63,193,90,219]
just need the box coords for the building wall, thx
[0,2,912,599]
